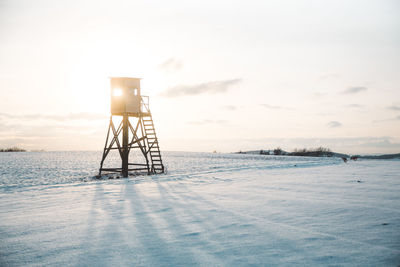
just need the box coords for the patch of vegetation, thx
[0,147,26,152]
[359,153,400,159]
[289,147,333,157]
[273,147,283,155]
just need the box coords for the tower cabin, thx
[110,77,149,116]
[99,77,164,177]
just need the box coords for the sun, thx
[113,88,123,97]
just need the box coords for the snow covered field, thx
[1,152,399,266]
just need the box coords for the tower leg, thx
[122,115,129,177]
[98,111,164,177]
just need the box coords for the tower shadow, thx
[123,182,198,266]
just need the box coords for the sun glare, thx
[113,88,123,96]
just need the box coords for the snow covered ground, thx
[0,152,399,266]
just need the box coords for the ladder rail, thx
[142,113,165,173]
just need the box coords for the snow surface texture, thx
[0,152,399,266]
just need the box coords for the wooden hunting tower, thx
[99,77,165,177]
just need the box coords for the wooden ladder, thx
[143,114,165,174]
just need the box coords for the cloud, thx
[0,117,106,150]
[160,79,241,97]
[261,104,282,109]
[0,121,100,136]
[223,105,237,111]
[342,86,367,94]
[386,105,400,111]
[313,92,327,97]
[158,57,183,71]
[358,138,400,148]
[317,73,340,82]
[317,112,333,116]
[373,115,400,123]
[344,104,364,108]
[0,112,107,121]
[327,121,342,128]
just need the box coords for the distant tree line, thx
[237,146,342,158]
[259,147,285,155]
[289,147,333,157]
[0,147,26,152]
[258,147,334,156]
[258,148,285,155]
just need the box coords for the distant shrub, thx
[273,147,283,155]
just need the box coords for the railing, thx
[141,96,150,113]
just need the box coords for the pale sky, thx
[0,0,399,154]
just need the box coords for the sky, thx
[0,0,399,154]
